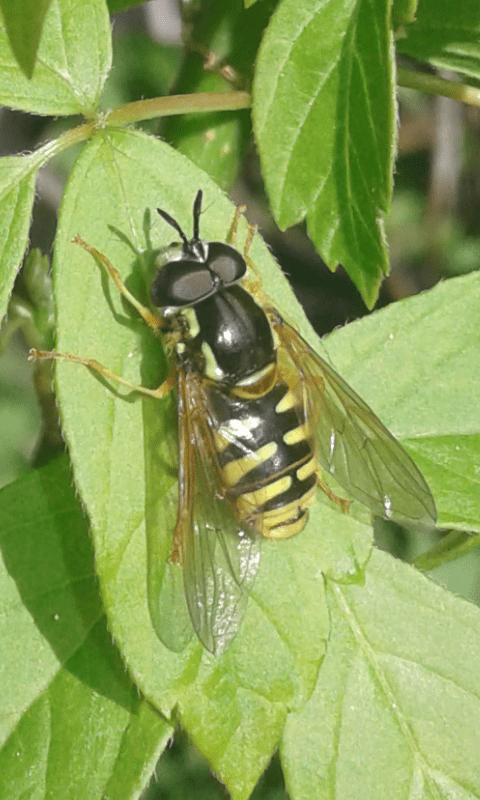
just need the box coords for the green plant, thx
[0,0,479,798]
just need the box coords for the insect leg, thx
[72,235,163,334]
[316,469,351,512]
[229,205,263,295]
[228,204,247,249]
[29,348,176,399]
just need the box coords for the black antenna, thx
[157,205,189,248]
[192,189,203,241]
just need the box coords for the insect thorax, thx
[174,284,276,386]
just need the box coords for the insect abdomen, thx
[208,380,317,539]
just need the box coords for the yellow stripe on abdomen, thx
[259,483,317,539]
[283,421,313,446]
[296,457,316,482]
[222,441,277,487]
[236,474,293,515]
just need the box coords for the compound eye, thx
[151,262,214,308]
[172,268,214,303]
[207,242,247,284]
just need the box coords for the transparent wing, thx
[173,368,260,655]
[271,313,437,527]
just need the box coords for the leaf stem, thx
[105,91,251,125]
[35,121,97,162]
[31,91,251,162]
[398,67,480,107]
[412,530,480,571]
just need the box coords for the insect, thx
[30,190,437,654]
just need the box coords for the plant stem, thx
[398,67,480,107]
[32,91,252,161]
[412,530,480,571]
[106,91,251,125]
[32,122,97,164]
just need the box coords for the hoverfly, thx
[31,190,436,654]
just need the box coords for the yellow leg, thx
[229,206,263,295]
[242,224,263,293]
[242,218,256,262]
[316,470,351,513]
[32,236,176,396]
[30,238,176,397]
[29,348,176,400]
[72,235,163,334]
[228,204,246,249]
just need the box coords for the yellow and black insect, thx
[31,190,436,654]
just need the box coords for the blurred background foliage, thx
[1,1,479,797]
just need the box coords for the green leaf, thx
[282,548,480,799]
[397,0,480,80]
[404,435,480,534]
[0,625,172,800]
[253,0,396,308]
[0,325,42,488]
[180,684,287,800]
[0,455,101,747]
[0,0,112,115]
[0,0,52,78]
[0,457,173,797]
[0,155,41,324]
